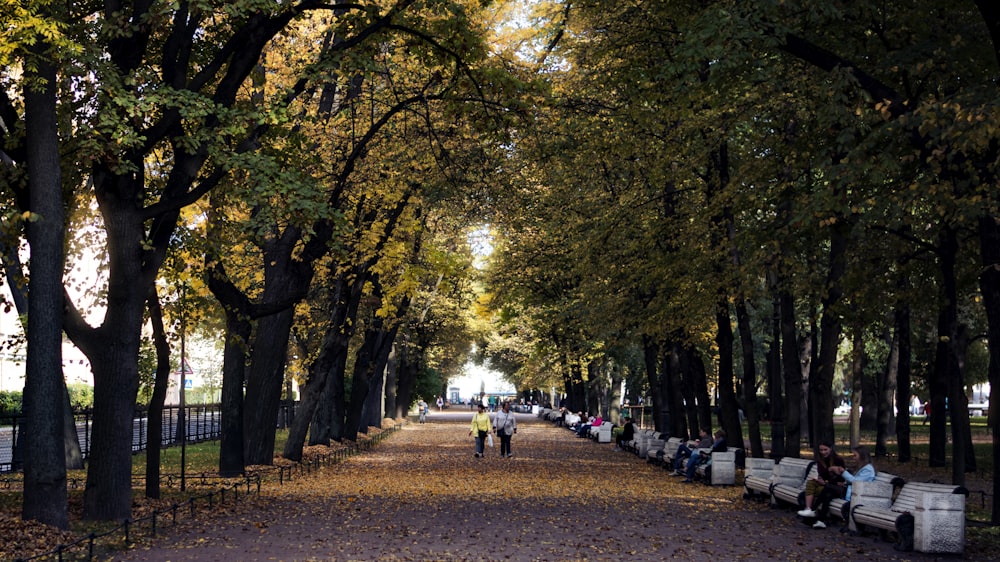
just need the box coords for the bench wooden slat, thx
[851,481,967,553]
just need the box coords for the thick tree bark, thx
[811,223,847,448]
[144,292,173,497]
[394,339,420,419]
[876,320,897,458]
[977,214,1000,523]
[283,320,341,459]
[672,343,695,439]
[686,346,712,437]
[848,327,865,449]
[384,345,398,419]
[935,227,974,482]
[736,299,763,458]
[715,301,744,451]
[217,308,251,476]
[779,288,801,458]
[642,335,660,431]
[767,292,785,458]
[243,308,295,465]
[894,303,913,463]
[21,49,69,529]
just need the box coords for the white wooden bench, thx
[744,457,814,506]
[627,429,654,456]
[827,472,903,522]
[652,436,685,467]
[850,481,968,553]
[742,457,776,499]
[637,432,665,460]
[589,421,613,443]
[694,448,739,486]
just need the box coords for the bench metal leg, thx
[894,513,915,552]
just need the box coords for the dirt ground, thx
[114,413,990,562]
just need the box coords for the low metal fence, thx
[0,404,224,474]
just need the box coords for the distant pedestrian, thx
[417,399,428,423]
[493,402,518,458]
[469,404,492,457]
[436,396,444,411]
[615,416,636,452]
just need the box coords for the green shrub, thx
[67,383,94,410]
[0,391,22,415]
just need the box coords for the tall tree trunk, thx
[674,342,696,438]
[977,213,1000,523]
[848,327,865,449]
[780,288,801,458]
[812,224,847,447]
[767,292,785,458]
[284,317,346,460]
[860,361,878,431]
[686,346,712,436]
[894,303,913,463]
[715,300,743,451]
[802,328,816,447]
[395,339,420,419]
[360,314,401,431]
[21,47,68,529]
[876,319,896,458]
[384,345,398,419]
[145,292,173,497]
[609,360,624,423]
[243,308,295,465]
[928,325,949,467]
[642,335,660,431]
[736,299,763,458]
[664,344,687,438]
[218,308,251,476]
[936,227,974,483]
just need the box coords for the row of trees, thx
[478,0,1000,525]
[1,0,530,529]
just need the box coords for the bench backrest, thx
[890,482,968,514]
[745,457,776,479]
[662,437,684,456]
[774,458,815,489]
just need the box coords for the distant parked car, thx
[833,404,851,416]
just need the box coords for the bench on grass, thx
[850,481,968,553]
[744,457,814,506]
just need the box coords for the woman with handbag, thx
[493,402,518,458]
[468,403,493,457]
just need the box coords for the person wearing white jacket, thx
[493,402,518,458]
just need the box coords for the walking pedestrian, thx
[493,402,518,458]
[417,399,428,423]
[468,403,492,457]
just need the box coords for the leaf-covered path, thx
[118,413,935,561]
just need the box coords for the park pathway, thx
[117,411,936,561]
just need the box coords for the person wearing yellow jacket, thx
[468,403,493,457]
